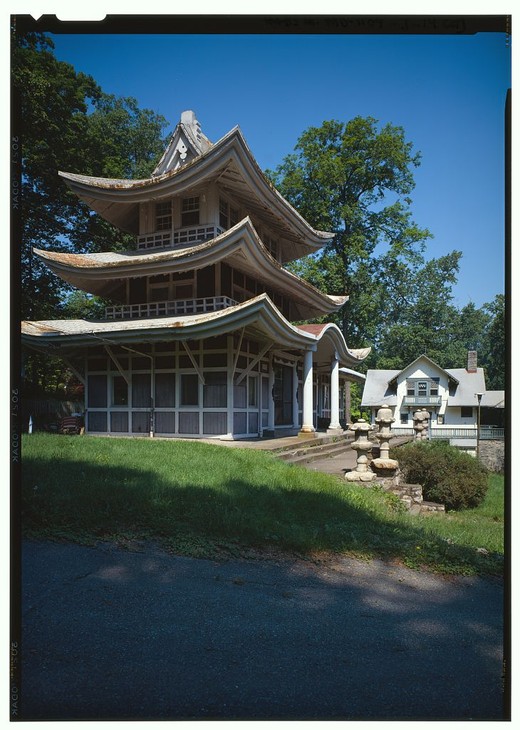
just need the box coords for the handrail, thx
[389,426,504,440]
[105,296,237,320]
[136,225,225,251]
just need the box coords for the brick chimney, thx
[467,350,478,373]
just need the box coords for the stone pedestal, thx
[370,457,400,478]
[370,405,399,479]
[345,419,376,482]
[374,404,395,460]
[413,409,431,440]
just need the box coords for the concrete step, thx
[272,432,352,454]
[276,437,354,465]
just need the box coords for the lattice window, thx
[181,197,200,227]
[156,201,172,231]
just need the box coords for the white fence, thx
[390,426,504,440]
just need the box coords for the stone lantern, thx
[413,409,430,441]
[374,405,394,459]
[371,405,399,476]
[345,419,376,482]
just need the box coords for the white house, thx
[22,110,369,439]
[361,353,504,451]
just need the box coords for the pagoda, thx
[22,111,369,439]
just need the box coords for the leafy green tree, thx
[13,31,169,322]
[13,31,168,395]
[267,117,432,348]
[59,291,108,320]
[481,294,505,389]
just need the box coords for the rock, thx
[345,471,376,482]
[370,458,399,471]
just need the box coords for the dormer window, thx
[219,198,239,229]
[156,201,172,231]
[181,197,199,227]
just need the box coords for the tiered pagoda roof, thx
[58,119,334,263]
[33,218,346,320]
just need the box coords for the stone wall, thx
[478,440,505,473]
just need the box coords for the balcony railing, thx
[105,296,237,320]
[390,426,504,440]
[402,395,442,406]
[137,225,224,251]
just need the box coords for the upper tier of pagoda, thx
[58,111,335,264]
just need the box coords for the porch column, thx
[327,353,342,434]
[266,355,275,436]
[344,381,352,424]
[223,334,234,440]
[292,362,299,429]
[299,348,316,436]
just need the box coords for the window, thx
[406,379,439,398]
[156,201,172,231]
[88,374,107,408]
[248,377,258,407]
[180,374,199,406]
[418,381,428,396]
[461,407,473,418]
[132,374,151,408]
[181,197,199,227]
[155,373,175,407]
[219,198,239,229]
[203,372,227,407]
[400,412,408,424]
[112,376,128,406]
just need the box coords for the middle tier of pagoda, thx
[35,217,347,322]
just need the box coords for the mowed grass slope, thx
[20,434,505,575]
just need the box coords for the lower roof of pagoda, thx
[34,218,348,320]
[58,126,334,263]
[22,293,370,368]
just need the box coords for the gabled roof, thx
[388,354,459,388]
[58,120,334,263]
[22,293,370,368]
[361,356,489,408]
[444,368,486,406]
[152,111,212,175]
[480,391,505,408]
[33,218,348,320]
[361,369,400,407]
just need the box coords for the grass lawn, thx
[20,433,505,576]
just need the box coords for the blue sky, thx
[50,30,511,310]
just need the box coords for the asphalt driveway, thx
[19,539,505,721]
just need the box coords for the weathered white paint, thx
[300,348,315,434]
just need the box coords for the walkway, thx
[20,539,505,721]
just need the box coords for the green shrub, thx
[395,440,488,510]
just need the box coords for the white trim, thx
[300,349,315,434]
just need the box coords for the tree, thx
[267,117,432,349]
[481,294,505,389]
[13,32,169,322]
[13,31,169,394]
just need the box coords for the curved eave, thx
[59,126,334,260]
[299,322,371,367]
[34,218,348,319]
[21,294,316,351]
[22,294,369,368]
